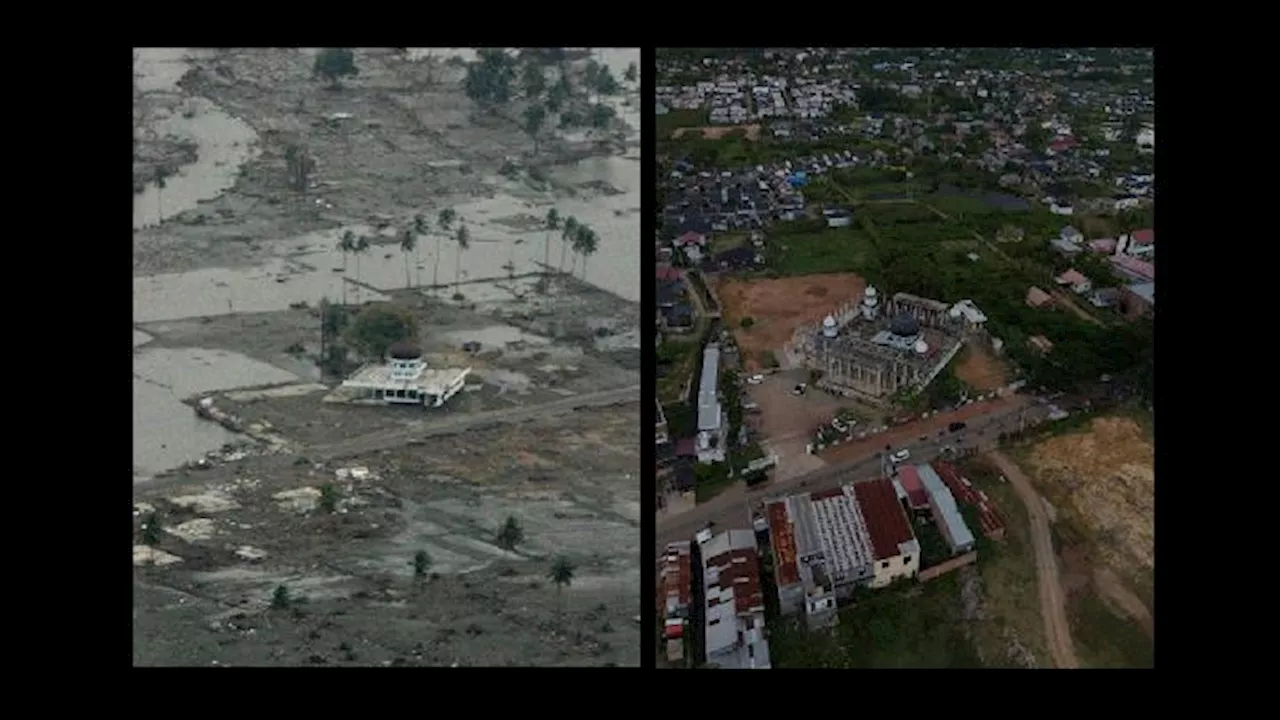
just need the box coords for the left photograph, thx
[133,47,642,667]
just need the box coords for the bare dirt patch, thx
[1023,416,1153,579]
[671,124,762,141]
[954,340,1008,392]
[715,273,865,372]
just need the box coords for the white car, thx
[890,449,911,464]
[747,374,765,385]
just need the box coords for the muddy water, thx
[133,348,302,478]
[133,49,259,230]
[133,48,639,476]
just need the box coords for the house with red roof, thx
[675,231,707,248]
[1109,254,1155,282]
[1055,268,1092,295]
[1121,228,1154,257]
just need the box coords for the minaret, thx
[861,285,880,321]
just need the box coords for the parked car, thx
[890,449,910,464]
[792,383,807,396]
[747,374,764,385]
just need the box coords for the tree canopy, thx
[313,48,358,87]
[464,48,517,110]
[342,304,417,360]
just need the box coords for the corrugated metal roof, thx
[697,344,721,431]
[1127,282,1154,304]
[917,465,976,550]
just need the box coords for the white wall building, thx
[701,530,771,669]
[338,341,470,408]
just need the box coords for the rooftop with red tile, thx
[706,547,765,614]
[852,478,916,561]
[766,501,800,586]
[896,466,930,509]
[932,461,1006,539]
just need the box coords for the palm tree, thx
[495,515,524,551]
[412,213,428,287]
[139,511,163,566]
[353,235,371,302]
[543,208,560,270]
[453,223,470,296]
[336,230,357,305]
[153,168,167,223]
[399,227,416,288]
[576,226,599,282]
[548,556,575,617]
[559,215,579,273]
[436,208,456,293]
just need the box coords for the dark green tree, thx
[495,515,524,551]
[313,48,359,88]
[523,103,547,154]
[342,303,417,359]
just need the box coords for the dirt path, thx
[1049,289,1105,326]
[987,451,1078,669]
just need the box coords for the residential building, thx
[696,343,726,463]
[1121,282,1154,319]
[701,530,771,669]
[1109,254,1154,283]
[1029,334,1055,355]
[1050,236,1082,255]
[660,541,692,620]
[766,478,920,629]
[1089,287,1121,308]
[1026,286,1054,309]
[1055,268,1092,294]
[1060,226,1084,244]
[947,299,988,329]
[916,464,977,554]
[1117,228,1154,257]
[1088,237,1118,254]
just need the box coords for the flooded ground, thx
[132,47,640,666]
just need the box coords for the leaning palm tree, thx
[353,235,371,302]
[559,215,579,273]
[543,208,560,270]
[153,168,167,223]
[548,556,575,618]
[336,230,357,305]
[412,213,428,287]
[453,223,470,296]
[399,227,417,289]
[576,226,599,282]
[436,208,457,293]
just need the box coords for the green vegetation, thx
[1069,587,1153,668]
[495,515,524,551]
[914,517,953,568]
[342,303,417,361]
[271,584,291,610]
[313,48,358,88]
[657,338,701,405]
[769,573,983,668]
[656,108,709,139]
[765,222,880,277]
[318,483,340,514]
[413,550,432,578]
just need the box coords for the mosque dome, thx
[387,341,423,360]
[889,313,920,337]
[914,339,929,354]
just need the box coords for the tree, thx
[495,515,524,551]
[435,208,456,292]
[453,223,471,296]
[318,483,339,513]
[464,48,517,113]
[284,144,314,193]
[413,550,432,579]
[575,225,599,281]
[591,102,616,130]
[271,584,291,609]
[352,235,371,301]
[542,208,560,271]
[153,168,166,223]
[399,227,417,288]
[546,76,570,114]
[559,216,579,272]
[593,65,620,96]
[548,556,575,616]
[139,511,163,565]
[624,61,638,83]
[342,303,417,359]
[523,103,547,155]
[313,48,359,89]
[336,230,357,305]
[411,213,428,287]
[521,61,546,99]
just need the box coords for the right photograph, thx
[654,47,1154,669]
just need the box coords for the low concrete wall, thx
[918,551,977,582]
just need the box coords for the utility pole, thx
[319,297,328,384]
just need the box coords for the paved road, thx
[656,398,1045,551]
[314,385,640,461]
[988,450,1080,669]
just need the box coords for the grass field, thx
[1067,581,1154,668]
[766,226,881,277]
[769,573,983,668]
[710,231,750,255]
[657,108,710,139]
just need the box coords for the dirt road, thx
[314,385,640,461]
[987,451,1079,669]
